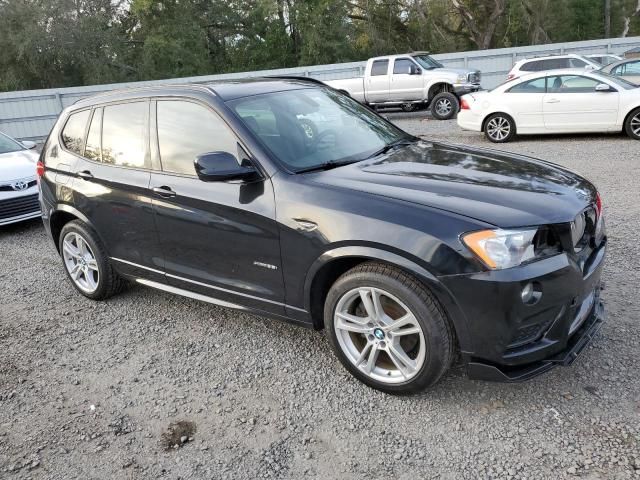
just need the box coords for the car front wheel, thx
[324,263,454,394]
[59,220,126,300]
[484,113,516,143]
[624,108,640,140]
[430,92,459,120]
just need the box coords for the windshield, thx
[228,87,410,172]
[412,54,443,70]
[0,133,25,155]
[594,71,639,89]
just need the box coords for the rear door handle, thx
[152,186,176,198]
[76,170,94,180]
[546,98,560,103]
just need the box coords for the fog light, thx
[521,282,542,305]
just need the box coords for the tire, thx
[430,92,459,120]
[484,113,517,143]
[58,220,126,300]
[624,107,640,140]
[324,262,454,394]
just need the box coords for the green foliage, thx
[0,0,638,92]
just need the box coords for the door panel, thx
[366,60,390,102]
[150,99,285,314]
[543,75,619,131]
[389,58,423,101]
[71,104,164,281]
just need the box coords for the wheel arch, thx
[303,246,471,351]
[427,82,453,100]
[622,105,640,133]
[49,204,98,253]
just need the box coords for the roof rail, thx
[263,75,327,86]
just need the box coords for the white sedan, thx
[0,132,41,226]
[457,69,640,143]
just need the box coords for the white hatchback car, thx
[0,132,41,225]
[507,54,601,80]
[457,69,640,142]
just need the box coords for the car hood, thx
[0,149,38,181]
[432,67,478,76]
[309,141,596,228]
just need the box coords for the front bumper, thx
[440,240,606,382]
[453,83,481,96]
[0,190,41,226]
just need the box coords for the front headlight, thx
[462,228,538,270]
[456,74,468,83]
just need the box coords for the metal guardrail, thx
[1,36,639,142]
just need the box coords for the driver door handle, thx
[152,186,176,198]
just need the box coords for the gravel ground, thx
[1,114,639,480]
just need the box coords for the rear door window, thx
[61,110,91,155]
[156,100,238,176]
[84,108,102,162]
[101,102,148,168]
[371,60,389,76]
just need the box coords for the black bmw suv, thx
[38,78,606,393]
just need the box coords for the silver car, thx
[0,132,41,226]
[599,58,640,85]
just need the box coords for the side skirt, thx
[135,278,313,329]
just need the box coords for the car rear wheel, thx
[324,262,454,394]
[624,108,640,140]
[484,113,516,143]
[59,220,126,300]
[430,92,459,120]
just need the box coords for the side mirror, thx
[595,83,613,92]
[195,152,260,182]
[410,65,421,75]
[21,140,37,150]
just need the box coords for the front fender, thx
[302,245,472,352]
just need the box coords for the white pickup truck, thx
[326,52,481,120]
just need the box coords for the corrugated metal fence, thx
[1,36,640,142]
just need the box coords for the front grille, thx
[0,180,37,192]
[0,194,40,221]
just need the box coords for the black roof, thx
[72,77,322,108]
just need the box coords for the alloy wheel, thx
[486,116,511,141]
[631,113,640,137]
[435,98,452,117]
[333,287,426,384]
[62,232,100,293]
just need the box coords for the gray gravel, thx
[1,114,639,479]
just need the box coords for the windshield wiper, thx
[295,159,362,174]
[365,137,417,160]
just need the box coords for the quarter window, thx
[508,77,547,93]
[156,100,238,175]
[371,60,389,76]
[61,110,90,155]
[570,58,588,68]
[393,59,416,74]
[84,108,102,162]
[102,102,148,168]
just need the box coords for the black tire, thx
[624,107,640,140]
[58,220,126,300]
[324,262,454,394]
[430,92,459,120]
[483,113,517,143]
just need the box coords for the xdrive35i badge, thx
[253,261,278,270]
